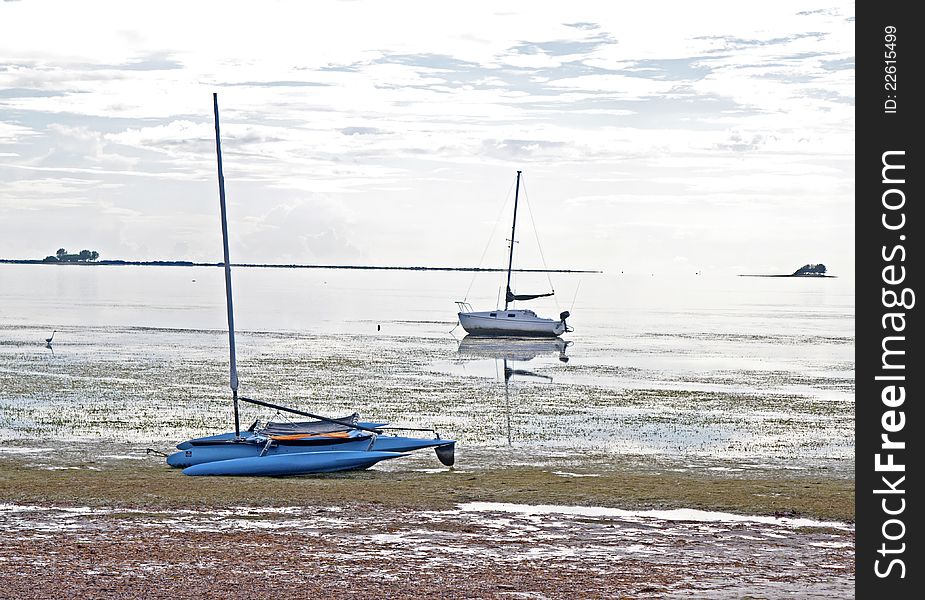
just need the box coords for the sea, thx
[0,263,854,475]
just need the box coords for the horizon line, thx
[0,258,602,274]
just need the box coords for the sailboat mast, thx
[504,170,522,311]
[212,93,241,439]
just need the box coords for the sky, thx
[0,0,854,276]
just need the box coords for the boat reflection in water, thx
[457,335,571,445]
[456,335,572,363]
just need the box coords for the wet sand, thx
[0,499,853,598]
[1,457,854,598]
[0,501,853,599]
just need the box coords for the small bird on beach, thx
[45,330,56,344]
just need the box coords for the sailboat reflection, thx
[456,335,572,363]
[457,336,571,445]
[499,357,557,446]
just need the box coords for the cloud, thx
[714,131,768,153]
[0,121,38,142]
[237,196,364,263]
[564,22,600,31]
[340,127,385,136]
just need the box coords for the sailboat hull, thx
[458,310,566,337]
[168,436,455,468]
[181,450,406,476]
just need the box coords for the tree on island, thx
[44,248,100,263]
[792,263,827,276]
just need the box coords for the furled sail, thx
[506,286,554,302]
[260,413,360,437]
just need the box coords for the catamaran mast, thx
[504,170,522,311]
[212,93,241,439]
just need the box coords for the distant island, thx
[740,263,836,278]
[0,252,599,274]
[42,248,100,263]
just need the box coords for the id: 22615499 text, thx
[883,26,898,114]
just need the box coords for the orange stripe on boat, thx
[269,431,353,441]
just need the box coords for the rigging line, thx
[519,177,560,311]
[463,178,518,302]
[570,278,582,312]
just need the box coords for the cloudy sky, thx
[0,0,854,276]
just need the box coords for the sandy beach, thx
[1,456,853,598]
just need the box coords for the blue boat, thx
[182,451,408,477]
[169,94,456,477]
[168,421,455,469]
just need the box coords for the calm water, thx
[0,264,854,474]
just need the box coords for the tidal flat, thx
[0,324,853,472]
[1,325,854,597]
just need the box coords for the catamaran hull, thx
[181,450,406,476]
[168,436,456,468]
[458,312,566,337]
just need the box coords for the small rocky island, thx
[740,263,835,278]
[790,263,828,276]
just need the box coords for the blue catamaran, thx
[167,94,455,476]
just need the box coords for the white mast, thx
[503,170,522,311]
[212,92,241,439]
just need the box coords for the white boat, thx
[457,171,573,338]
[456,307,569,337]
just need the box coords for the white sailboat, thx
[456,171,573,337]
